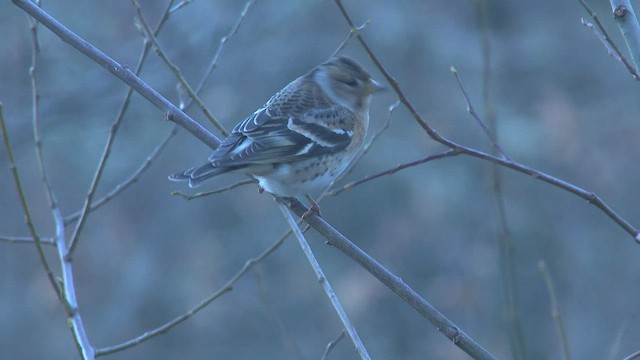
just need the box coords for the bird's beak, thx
[367,78,386,94]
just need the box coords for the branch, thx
[321,330,346,360]
[0,235,55,245]
[328,149,460,196]
[475,2,526,357]
[578,0,640,79]
[622,350,640,360]
[450,66,510,160]
[66,0,178,257]
[538,261,571,360]
[171,179,255,200]
[94,228,286,356]
[65,126,178,225]
[27,5,95,356]
[332,19,371,57]
[277,202,370,360]
[610,0,640,72]
[1,104,63,329]
[288,200,498,360]
[190,0,258,111]
[131,0,227,135]
[333,0,640,243]
[11,0,220,150]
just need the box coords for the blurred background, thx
[2,0,640,359]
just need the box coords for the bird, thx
[169,55,385,212]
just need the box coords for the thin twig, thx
[131,0,227,135]
[0,235,55,245]
[62,1,178,227]
[169,0,192,14]
[333,0,640,243]
[95,229,287,356]
[66,0,179,258]
[65,125,177,224]
[171,178,255,200]
[334,99,399,186]
[475,3,526,358]
[607,307,639,360]
[581,18,623,62]
[320,330,346,360]
[1,105,63,320]
[578,0,640,79]
[450,66,510,161]
[277,201,371,360]
[11,0,221,150]
[332,20,371,57]
[538,261,571,360]
[191,0,258,110]
[328,149,460,196]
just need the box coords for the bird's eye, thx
[341,77,358,87]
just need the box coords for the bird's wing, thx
[209,105,355,167]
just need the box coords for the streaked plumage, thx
[169,56,384,198]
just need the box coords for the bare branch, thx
[191,0,258,110]
[287,198,498,360]
[321,330,346,360]
[450,66,510,161]
[131,0,227,135]
[277,201,371,360]
[333,0,640,243]
[607,307,639,360]
[578,0,640,79]
[65,126,178,225]
[328,149,460,196]
[334,99,399,184]
[538,261,572,360]
[11,0,221,150]
[63,1,179,226]
[475,3,526,357]
[171,179,255,200]
[169,0,192,14]
[66,0,179,258]
[622,350,640,360]
[332,20,371,57]
[0,105,63,325]
[0,235,55,245]
[610,0,640,72]
[95,228,286,356]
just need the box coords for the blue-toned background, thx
[2,1,639,359]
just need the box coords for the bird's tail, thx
[168,163,242,188]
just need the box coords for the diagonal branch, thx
[578,0,640,79]
[94,228,286,356]
[277,202,371,360]
[450,66,510,160]
[333,0,640,243]
[191,0,258,111]
[287,199,498,360]
[11,3,498,358]
[131,0,227,135]
[65,125,178,225]
[328,149,460,196]
[66,0,179,257]
[610,0,640,73]
[11,0,220,151]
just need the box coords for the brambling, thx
[169,56,384,209]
